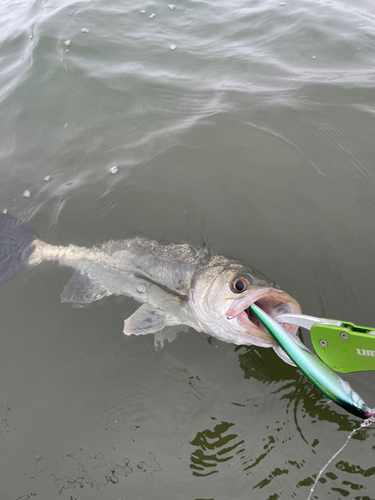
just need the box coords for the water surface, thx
[1,0,375,498]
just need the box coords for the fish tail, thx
[0,213,41,285]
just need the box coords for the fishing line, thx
[306,415,375,500]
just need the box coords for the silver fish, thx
[0,213,301,359]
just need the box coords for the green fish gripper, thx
[311,321,375,373]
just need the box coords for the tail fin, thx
[0,213,40,286]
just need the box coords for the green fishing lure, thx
[250,304,373,420]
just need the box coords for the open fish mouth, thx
[226,287,301,336]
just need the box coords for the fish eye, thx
[231,275,251,293]
[362,403,368,412]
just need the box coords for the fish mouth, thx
[226,288,301,337]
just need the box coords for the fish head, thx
[189,260,301,347]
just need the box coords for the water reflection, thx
[235,345,375,496]
[189,420,244,477]
[52,451,160,493]
[236,345,358,431]
[302,454,375,498]
[53,458,132,492]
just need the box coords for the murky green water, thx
[1,0,375,498]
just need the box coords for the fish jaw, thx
[226,288,301,338]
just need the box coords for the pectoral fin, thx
[154,325,189,350]
[272,344,297,367]
[123,304,167,336]
[61,270,110,304]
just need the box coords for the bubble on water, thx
[140,9,146,13]
[66,49,69,52]
[280,2,286,5]
[109,165,118,174]
[3,209,8,214]
[312,56,316,59]
[168,4,175,9]
[23,190,31,198]
[64,123,68,127]
[44,176,51,181]
[149,13,155,18]
[81,28,89,33]
[136,284,146,293]
[170,45,176,50]
[64,40,70,46]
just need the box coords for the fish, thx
[250,303,374,419]
[0,213,301,360]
